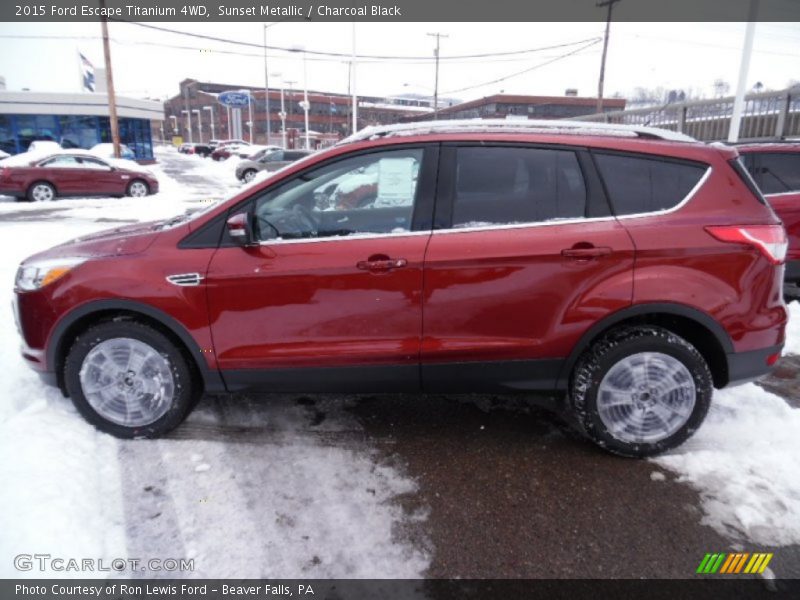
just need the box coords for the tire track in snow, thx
[116,394,428,578]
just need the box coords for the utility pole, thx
[427,32,448,119]
[351,22,358,133]
[596,0,621,114]
[99,0,120,158]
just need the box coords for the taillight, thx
[705,225,788,264]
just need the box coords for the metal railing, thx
[568,87,800,142]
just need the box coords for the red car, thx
[737,143,800,294]
[0,152,159,201]
[13,121,787,457]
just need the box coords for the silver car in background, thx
[236,149,313,183]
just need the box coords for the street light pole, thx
[302,50,310,150]
[427,32,448,119]
[279,80,288,148]
[203,106,215,140]
[192,109,202,143]
[181,109,192,143]
[729,0,760,142]
[263,24,271,145]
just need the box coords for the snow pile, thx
[783,301,800,355]
[0,222,127,578]
[654,383,800,546]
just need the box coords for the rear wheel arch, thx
[48,300,224,395]
[558,303,732,390]
[27,180,57,201]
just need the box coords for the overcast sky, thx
[0,21,797,103]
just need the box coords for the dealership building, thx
[0,88,162,160]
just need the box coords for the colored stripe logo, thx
[696,552,773,574]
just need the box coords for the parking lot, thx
[1,148,798,583]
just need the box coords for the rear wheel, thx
[64,320,199,438]
[127,179,149,197]
[570,325,712,457]
[27,181,56,202]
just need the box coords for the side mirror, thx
[226,212,256,247]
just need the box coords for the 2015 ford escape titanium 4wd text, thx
[13,120,788,457]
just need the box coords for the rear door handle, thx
[561,246,613,259]
[357,257,408,272]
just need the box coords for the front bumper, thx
[726,344,783,386]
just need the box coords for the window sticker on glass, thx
[375,157,417,207]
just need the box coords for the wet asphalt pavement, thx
[345,387,799,580]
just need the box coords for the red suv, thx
[737,143,800,295]
[13,121,787,457]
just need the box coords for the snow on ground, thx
[0,148,429,578]
[653,303,800,547]
[783,301,800,355]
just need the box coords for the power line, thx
[110,20,601,61]
[442,38,602,95]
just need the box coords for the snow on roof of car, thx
[338,119,697,145]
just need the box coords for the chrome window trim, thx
[615,166,711,221]
[258,229,431,246]
[432,166,712,235]
[765,190,800,198]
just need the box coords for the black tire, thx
[570,325,712,458]
[27,181,56,202]
[126,179,150,197]
[241,169,257,183]
[64,320,199,438]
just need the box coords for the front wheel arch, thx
[48,300,225,396]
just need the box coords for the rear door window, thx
[450,146,587,228]
[594,153,707,215]
[750,152,800,194]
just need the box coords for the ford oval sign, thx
[218,91,251,108]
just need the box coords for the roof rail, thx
[338,118,697,145]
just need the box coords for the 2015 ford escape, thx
[13,120,788,457]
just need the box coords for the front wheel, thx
[570,325,712,458]
[242,169,257,183]
[64,320,199,438]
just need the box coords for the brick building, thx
[403,93,627,122]
[162,79,435,146]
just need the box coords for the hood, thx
[23,221,162,264]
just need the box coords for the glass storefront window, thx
[1,114,153,160]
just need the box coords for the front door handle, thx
[561,246,613,259]
[357,256,408,272]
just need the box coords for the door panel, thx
[206,145,438,390]
[421,143,634,392]
[207,234,428,372]
[422,221,634,365]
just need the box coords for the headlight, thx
[15,257,87,291]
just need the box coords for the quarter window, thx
[750,153,800,194]
[594,154,707,216]
[450,147,587,228]
[253,148,423,241]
